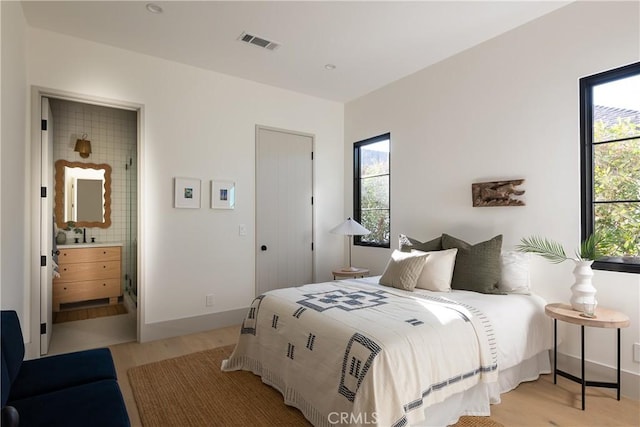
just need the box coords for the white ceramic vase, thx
[55,230,67,245]
[570,259,597,311]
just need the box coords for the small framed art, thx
[174,177,201,209]
[211,180,235,209]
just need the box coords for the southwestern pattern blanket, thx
[222,280,499,427]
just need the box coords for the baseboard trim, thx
[140,308,246,342]
[555,352,640,400]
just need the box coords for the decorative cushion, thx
[379,250,430,291]
[398,234,442,252]
[498,251,531,294]
[9,379,130,427]
[1,353,10,408]
[8,348,117,401]
[414,248,458,292]
[0,311,25,387]
[442,234,504,294]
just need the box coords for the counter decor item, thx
[63,221,84,245]
[516,234,602,312]
[64,221,83,235]
[56,230,67,245]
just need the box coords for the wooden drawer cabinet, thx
[57,260,120,282]
[54,279,120,304]
[53,246,122,311]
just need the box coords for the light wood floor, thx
[53,303,127,324]
[109,325,640,427]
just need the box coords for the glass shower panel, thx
[126,149,138,305]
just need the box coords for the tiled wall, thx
[50,98,137,294]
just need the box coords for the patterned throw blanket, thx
[222,281,498,427]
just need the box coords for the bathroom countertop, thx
[57,242,123,249]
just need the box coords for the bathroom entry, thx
[40,96,139,355]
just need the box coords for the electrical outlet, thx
[206,294,214,307]
[633,343,640,363]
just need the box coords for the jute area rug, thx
[53,303,127,324]
[128,345,503,427]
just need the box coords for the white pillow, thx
[414,248,458,292]
[379,250,430,291]
[498,251,531,294]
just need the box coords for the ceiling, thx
[21,1,571,103]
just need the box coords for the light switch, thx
[239,224,247,236]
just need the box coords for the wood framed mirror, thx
[54,160,112,229]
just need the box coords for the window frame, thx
[580,61,640,274]
[353,132,391,248]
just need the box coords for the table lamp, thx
[330,217,371,271]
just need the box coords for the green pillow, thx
[441,233,504,294]
[399,234,442,252]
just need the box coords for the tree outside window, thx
[354,133,390,248]
[581,62,640,273]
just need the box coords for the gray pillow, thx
[441,233,504,294]
[399,234,442,252]
[379,250,430,291]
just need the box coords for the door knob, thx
[261,245,268,251]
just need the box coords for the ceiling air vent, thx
[238,32,280,51]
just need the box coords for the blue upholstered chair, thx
[1,310,130,426]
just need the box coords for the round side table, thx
[332,268,369,280]
[545,303,630,410]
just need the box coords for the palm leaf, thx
[516,236,568,264]
[576,232,602,261]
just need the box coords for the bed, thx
[222,275,552,427]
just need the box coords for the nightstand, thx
[545,303,630,410]
[332,268,369,280]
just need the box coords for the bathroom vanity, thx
[53,243,122,311]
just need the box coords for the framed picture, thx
[174,177,201,209]
[211,180,235,209]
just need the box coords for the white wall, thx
[1,1,30,335]
[345,1,640,384]
[26,28,344,341]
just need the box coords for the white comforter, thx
[222,279,550,427]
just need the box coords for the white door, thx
[40,97,54,354]
[256,126,313,295]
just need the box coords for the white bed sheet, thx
[417,351,551,426]
[348,276,553,372]
[225,277,552,426]
[342,276,553,426]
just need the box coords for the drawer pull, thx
[103,283,106,286]
[63,287,67,290]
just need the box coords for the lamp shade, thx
[330,217,371,236]
[74,134,92,158]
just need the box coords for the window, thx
[354,133,390,248]
[580,62,640,273]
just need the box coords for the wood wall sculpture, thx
[472,179,525,207]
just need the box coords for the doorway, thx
[37,94,140,355]
[255,126,314,295]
